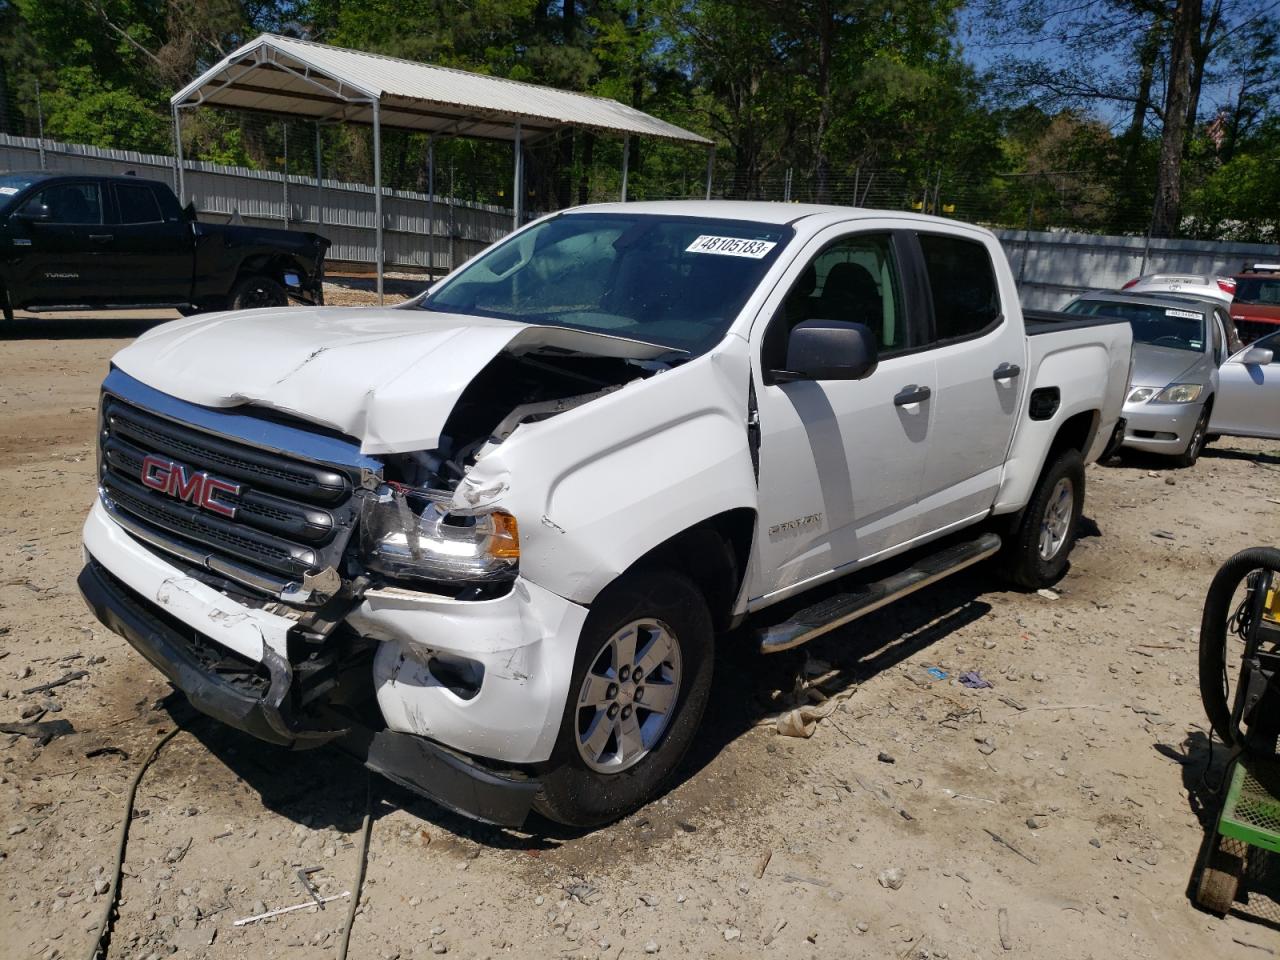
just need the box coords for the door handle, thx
[894,384,932,406]
[993,362,1021,381]
[89,233,114,243]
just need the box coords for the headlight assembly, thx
[1156,383,1203,403]
[361,485,519,586]
[1127,387,1157,403]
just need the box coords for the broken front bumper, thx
[78,501,547,827]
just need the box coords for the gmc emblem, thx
[140,454,241,519]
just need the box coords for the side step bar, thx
[757,532,1002,654]
[26,303,190,313]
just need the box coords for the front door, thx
[8,180,107,306]
[748,225,935,607]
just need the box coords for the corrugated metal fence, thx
[993,229,1277,310]
[3,133,1276,300]
[0,133,511,272]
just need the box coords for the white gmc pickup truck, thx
[79,202,1132,827]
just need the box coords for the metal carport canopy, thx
[170,34,714,301]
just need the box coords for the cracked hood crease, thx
[112,306,673,454]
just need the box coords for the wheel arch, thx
[610,507,756,633]
[234,251,312,289]
[1048,408,1100,461]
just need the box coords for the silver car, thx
[1210,329,1280,440]
[1065,292,1231,466]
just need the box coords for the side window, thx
[918,233,1001,342]
[23,183,103,224]
[115,184,163,224]
[764,232,906,371]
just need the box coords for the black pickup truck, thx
[0,171,328,321]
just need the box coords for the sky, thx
[956,0,1279,132]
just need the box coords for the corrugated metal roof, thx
[172,34,711,146]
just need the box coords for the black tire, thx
[1197,547,1280,748]
[1173,402,1212,468]
[229,274,288,311]
[533,569,715,828]
[1001,448,1085,589]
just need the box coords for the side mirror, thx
[183,201,197,221]
[16,201,52,222]
[773,320,879,383]
[1240,346,1274,365]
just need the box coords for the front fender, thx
[461,336,759,605]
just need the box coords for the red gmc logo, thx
[140,454,241,519]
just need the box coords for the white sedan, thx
[1123,273,1236,305]
[1210,330,1280,440]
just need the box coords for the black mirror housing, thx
[774,320,879,382]
[16,201,52,222]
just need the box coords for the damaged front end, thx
[81,336,673,825]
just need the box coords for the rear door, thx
[7,180,107,306]
[107,181,192,303]
[912,230,1024,537]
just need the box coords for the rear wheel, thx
[533,569,714,827]
[1001,449,1085,589]
[229,274,288,311]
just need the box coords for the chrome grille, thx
[98,386,368,601]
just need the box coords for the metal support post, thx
[314,123,324,227]
[172,104,185,203]
[427,134,436,276]
[704,145,715,200]
[282,122,289,224]
[372,100,384,305]
[512,121,523,230]
[620,133,630,201]
[35,80,46,170]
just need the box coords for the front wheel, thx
[1001,448,1085,589]
[533,569,714,827]
[1173,404,1211,468]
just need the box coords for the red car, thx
[1230,264,1280,344]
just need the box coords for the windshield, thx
[1234,277,1280,306]
[1065,298,1206,352]
[0,174,39,213]
[419,213,791,355]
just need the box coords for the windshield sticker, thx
[1165,308,1200,320]
[0,187,19,195]
[685,235,777,259]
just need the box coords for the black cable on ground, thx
[86,724,185,960]
[336,772,374,960]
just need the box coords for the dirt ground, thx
[2,293,1279,960]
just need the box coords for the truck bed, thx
[1024,309,1131,335]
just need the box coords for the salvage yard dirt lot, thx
[2,301,1279,960]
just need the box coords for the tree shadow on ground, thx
[2,315,172,340]
[1201,446,1280,467]
[160,540,1027,849]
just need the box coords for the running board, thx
[757,532,1002,654]
[26,303,190,313]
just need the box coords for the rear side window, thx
[919,234,1001,341]
[115,184,163,224]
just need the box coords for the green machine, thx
[1196,547,1280,918]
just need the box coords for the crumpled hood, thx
[1130,343,1206,388]
[112,306,670,454]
